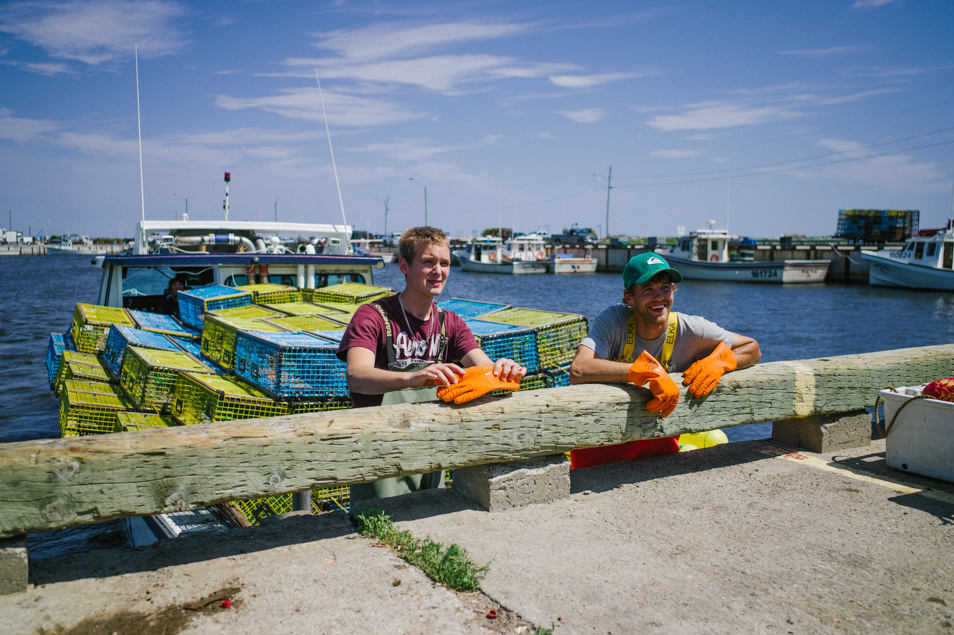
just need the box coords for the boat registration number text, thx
[750,269,779,279]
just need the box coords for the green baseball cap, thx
[623,252,683,288]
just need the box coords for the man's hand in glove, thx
[682,341,737,398]
[436,365,521,404]
[626,350,680,417]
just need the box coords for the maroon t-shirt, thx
[336,294,479,407]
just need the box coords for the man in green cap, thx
[568,252,760,469]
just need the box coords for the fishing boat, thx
[351,237,396,263]
[548,252,598,274]
[46,235,107,255]
[458,233,548,274]
[859,224,954,290]
[659,226,829,283]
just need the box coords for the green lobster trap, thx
[309,301,361,318]
[59,382,132,437]
[119,346,212,412]
[260,301,328,316]
[481,307,588,369]
[54,351,114,395]
[207,304,284,320]
[303,282,392,305]
[200,315,287,371]
[236,283,302,305]
[70,303,135,354]
[171,371,288,425]
[264,314,349,334]
[115,411,179,432]
[285,397,352,415]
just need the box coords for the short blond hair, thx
[399,226,448,263]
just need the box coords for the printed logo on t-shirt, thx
[393,331,440,364]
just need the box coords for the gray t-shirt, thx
[580,304,733,372]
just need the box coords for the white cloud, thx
[778,46,861,58]
[23,61,73,75]
[549,72,636,89]
[0,0,188,66]
[556,108,606,123]
[810,138,943,188]
[852,0,898,8]
[646,102,802,131]
[0,108,57,142]
[282,55,570,95]
[311,21,530,62]
[216,88,426,128]
[651,149,701,159]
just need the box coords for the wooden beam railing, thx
[1,344,951,540]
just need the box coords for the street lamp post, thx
[408,177,428,225]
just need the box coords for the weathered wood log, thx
[0,344,950,539]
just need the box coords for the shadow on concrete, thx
[28,511,356,586]
[569,439,775,495]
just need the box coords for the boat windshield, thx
[122,266,216,297]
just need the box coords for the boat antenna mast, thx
[949,169,954,230]
[314,69,348,228]
[135,45,145,225]
[223,171,230,221]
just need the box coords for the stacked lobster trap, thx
[45,282,587,521]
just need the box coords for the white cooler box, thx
[880,385,954,483]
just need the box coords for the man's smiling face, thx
[623,272,675,335]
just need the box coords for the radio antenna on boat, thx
[314,69,348,228]
[135,45,145,224]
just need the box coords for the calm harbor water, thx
[2,254,952,555]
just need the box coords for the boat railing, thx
[1,343,952,589]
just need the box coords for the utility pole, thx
[604,165,613,239]
[274,197,279,222]
[383,195,390,236]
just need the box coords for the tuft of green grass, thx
[353,508,489,592]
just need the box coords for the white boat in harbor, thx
[659,227,829,283]
[46,235,107,255]
[860,225,954,291]
[351,237,396,263]
[458,234,548,274]
[548,252,598,274]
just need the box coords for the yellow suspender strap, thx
[659,311,678,371]
[620,310,679,370]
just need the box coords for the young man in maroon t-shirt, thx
[336,226,525,499]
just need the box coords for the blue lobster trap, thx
[46,332,71,389]
[465,318,539,373]
[128,309,194,339]
[101,324,181,378]
[233,330,349,398]
[437,298,510,319]
[177,285,252,330]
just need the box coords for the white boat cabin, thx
[894,231,954,269]
[674,229,731,263]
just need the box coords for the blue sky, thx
[1,0,952,240]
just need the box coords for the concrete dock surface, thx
[1,438,952,634]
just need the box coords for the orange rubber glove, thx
[436,365,521,404]
[626,350,680,417]
[682,341,737,398]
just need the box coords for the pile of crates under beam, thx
[47,282,587,520]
